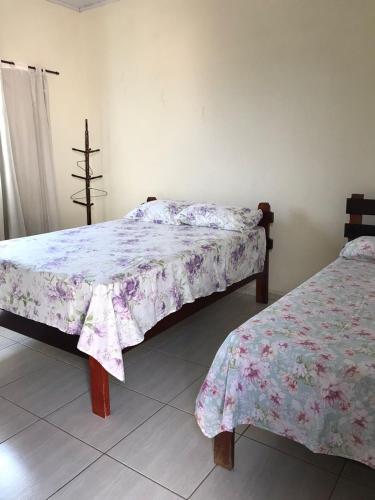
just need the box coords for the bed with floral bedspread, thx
[195,256,375,468]
[0,218,265,380]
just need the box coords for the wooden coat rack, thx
[71,119,106,225]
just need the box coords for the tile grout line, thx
[0,342,17,352]
[0,370,44,390]
[46,455,104,499]
[104,404,168,455]
[0,400,43,447]
[0,348,86,393]
[11,341,89,371]
[111,382,178,405]
[240,433,343,476]
[0,373,217,497]
[0,386,90,420]
[42,389,91,419]
[0,395,349,492]
[105,452,186,499]
[1,343,179,419]
[165,372,205,405]
[0,417,41,446]
[0,394,42,420]
[150,346,211,369]
[5,402,168,466]
[0,354,61,391]
[327,459,347,500]
[3,325,228,393]
[165,403,197,417]
[0,394,103,454]
[0,368,204,451]
[1,343,207,420]
[27,332,202,370]
[127,345,210,369]
[105,404,217,498]
[187,463,217,499]
[6,320,213,371]
[105,403,209,453]
[164,405,248,434]
[41,418,105,454]
[17,330,211,378]
[0,331,88,368]
[327,475,342,500]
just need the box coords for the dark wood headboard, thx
[146,196,274,250]
[345,193,375,240]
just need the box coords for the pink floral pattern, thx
[196,257,375,469]
[340,236,375,262]
[0,219,265,381]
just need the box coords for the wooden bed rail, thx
[256,202,273,304]
[345,193,375,240]
[258,202,274,251]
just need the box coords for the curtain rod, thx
[0,59,59,76]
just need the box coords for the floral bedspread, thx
[0,219,265,380]
[196,257,375,468]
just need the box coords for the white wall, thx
[0,0,104,228]
[82,0,375,293]
[1,0,374,293]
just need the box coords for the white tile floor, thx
[0,291,374,499]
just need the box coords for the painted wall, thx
[82,0,375,293]
[0,0,104,228]
[1,1,374,293]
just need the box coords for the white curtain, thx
[0,63,60,238]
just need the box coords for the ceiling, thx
[47,0,119,12]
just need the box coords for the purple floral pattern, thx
[0,219,266,381]
[125,199,192,225]
[176,203,263,232]
[195,258,375,469]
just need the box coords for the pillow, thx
[125,199,191,225]
[176,203,263,232]
[340,236,375,262]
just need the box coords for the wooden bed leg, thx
[214,430,235,470]
[256,268,268,304]
[89,356,110,418]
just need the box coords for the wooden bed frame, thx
[0,197,274,419]
[214,193,375,470]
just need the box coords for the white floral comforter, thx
[196,257,375,468]
[0,219,265,380]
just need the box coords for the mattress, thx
[0,218,266,380]
[196,257,375,469]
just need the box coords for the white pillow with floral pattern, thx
[125,199,192,225]
[340,236,375,262]
[176,203,263,232]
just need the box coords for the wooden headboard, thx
[146,196,274,250]
[345,193,375,240]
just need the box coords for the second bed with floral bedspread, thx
[0,218,265,380]
[196,257,375,468]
